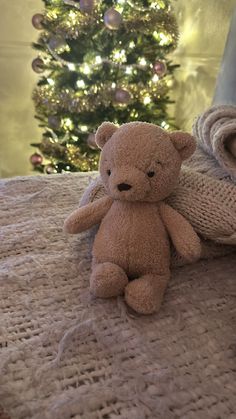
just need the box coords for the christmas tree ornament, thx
[104,8,122,30]
[32,13,44,30]
[115,88,131,104]
[32,58,44,73]
[48,36,67,52]
[48,115,61,130]
[30,153,43,165]
[153,60,167,77]
[44,164,58,174]
[80,0,94,14]
[87,133,97,149]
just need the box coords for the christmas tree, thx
[31,0,178,174]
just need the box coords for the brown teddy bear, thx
[64,122,201,314]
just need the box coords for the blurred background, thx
[0,0,236,178]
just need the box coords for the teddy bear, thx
[64,121,201,314]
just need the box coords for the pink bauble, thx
[32,58,44,73]
[48,115,61,130]
[32,13,44,30]
[115,88,131,104]
[44,164,57,174]
[30,153,43,165]
[80,0,94,13]
[153,60,167,76]
[104,8,122,30]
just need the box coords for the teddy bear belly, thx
[92,202,170,276]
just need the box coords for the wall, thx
[0,0,42,178]
[170,0,236,131]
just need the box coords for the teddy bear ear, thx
[169,131,196,161]
[95,122,118,149]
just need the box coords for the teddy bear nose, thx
[117,183,132,191]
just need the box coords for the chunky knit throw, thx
[0,173,236,419]
[188,104,236,182]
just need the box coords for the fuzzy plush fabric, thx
[0,172,236,419]
[188,104,236,181]
[64,122,201,314]
[79,168,236,248]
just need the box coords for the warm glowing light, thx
[69,10,77,24]
[150,1,160,9]
[161,121,170,129]
[131,110,139,117]
[153,31,159,40]
[152,74,159,82]
[113,49,126,63]
[139,57,147,66]
[143,95,151,105]
[63,118,73,130]
[68,63,76,71]
[82,64,91,74]
[47,78,55,85]
[95,55,102,64]
[111,82,116,88]
[159,32,169,45]
[81,125,88,132]
[166,79,174,87]
[125,66,133,74]
[153,30,171,45]
[76,79,85,88]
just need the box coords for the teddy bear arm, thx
[159,202,201,262]
[64,196,113,234]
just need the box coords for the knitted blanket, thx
[0,173,236,419]
[188,104,236,181]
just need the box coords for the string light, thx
[47,78,55,85]
[139,57,147,66]
[125,66,133,74]
[68,10,77,24]
[81,64,91,74]
[95,55,102,64]
[62,118,73,130]
[76,79,85,88]
[152,74,159,82]
[113,49,126,63]
[80,125,88,132]
[161,121,170,129]
[68,63,76,71]
[159,32,170,45]
[143,95,151,105]
[150,2,161,9]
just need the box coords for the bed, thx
[0,172,235,419]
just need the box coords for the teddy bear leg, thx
[90,262,129,298]
[125,273,170,315]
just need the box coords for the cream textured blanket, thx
[189,104,236,181]
[0,173,236,419]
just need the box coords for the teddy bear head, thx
[95,121,195,202]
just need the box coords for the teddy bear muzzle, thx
[117,183,132,191]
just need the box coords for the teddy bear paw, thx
[125,275,166,315]
[90,262,128,298]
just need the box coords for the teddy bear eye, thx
[147,171,155,178]
[107,169,111,176]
